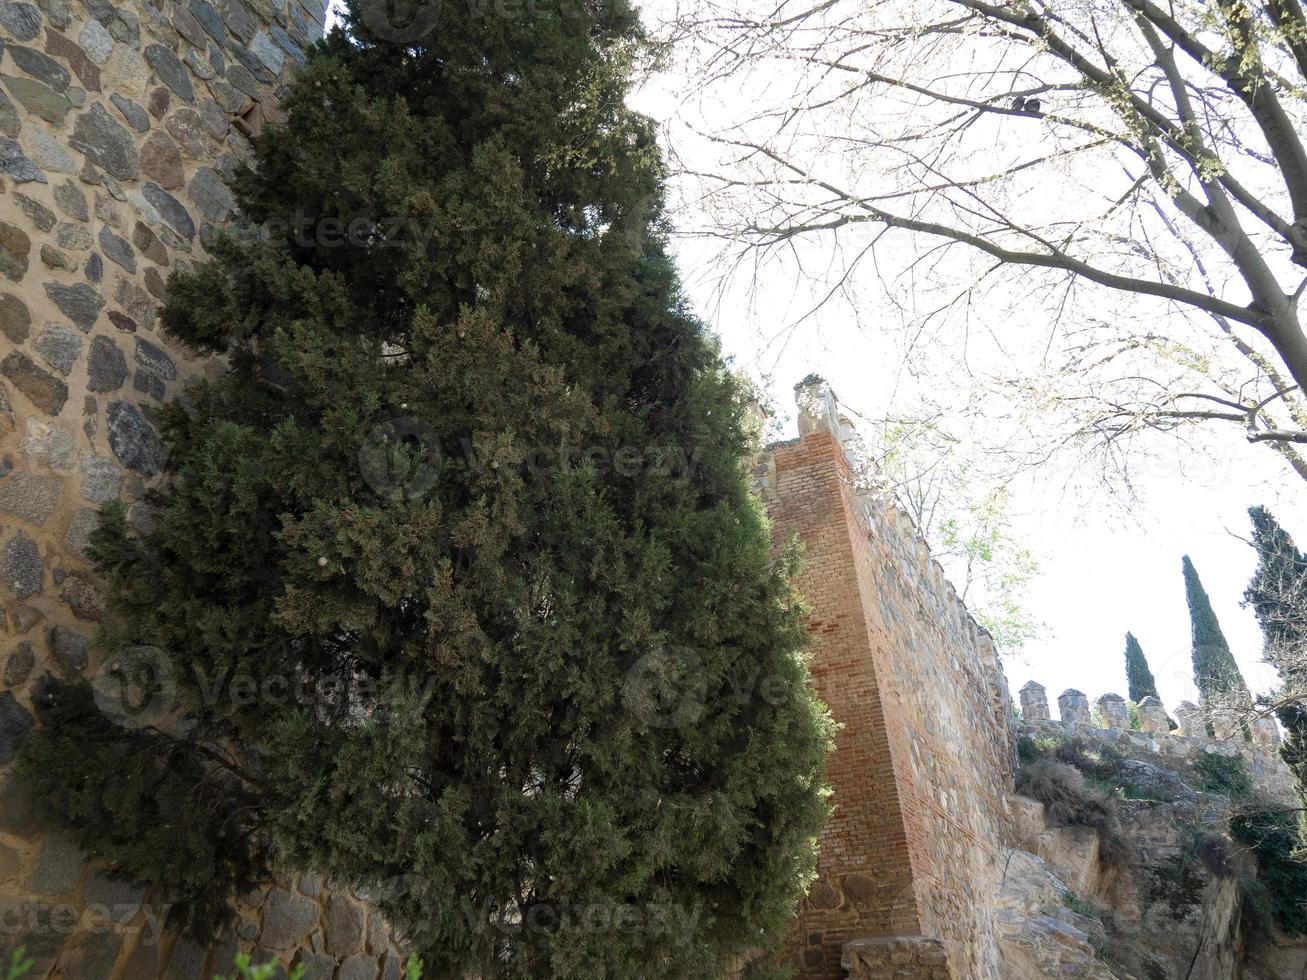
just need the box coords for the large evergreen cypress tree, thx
[16,3,832,975]
[1246,505,1307,837]
[1183,555,1252,710]
[1123,631,1159,703]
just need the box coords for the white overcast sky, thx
[325,1,1305,715]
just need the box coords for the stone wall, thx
[757,379,1017,980]
[0,0,407,976]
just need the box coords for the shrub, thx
[1195,752,1253,799]
[1232,807,1307,937]
[1015,758,1133,868]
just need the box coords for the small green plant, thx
[1195,752,1253,799]
[215,954,423,980]
[4,948,32,980]
[1062,890,1096,918]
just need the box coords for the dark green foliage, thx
[1194,752,1254,800]
[1245,505,1307,843]
[1124,632,1159,703]
[1232,808,1307,937]
[17,4,832,977]
[1183,555,1252,709]
[17,670,273,935]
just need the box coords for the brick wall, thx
[759,380,1017,980]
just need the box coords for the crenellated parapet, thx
[1020,679,1284,754]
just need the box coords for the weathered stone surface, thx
[0,89,18,136]
[8,44,71,92]
[1,351,66,413]
[24,832,85,895]
[324,894,364,957]
[0,220,31,279]
[164,936,208,980]
[230,42,275,84]
[83,870,145,920]
[0,471,59,524]
[53,176,87,218]
[165,105,208,158]
[260,888,319,949]
[291,951,334,980]
[0,137,44,182]
[64,504,98,555]
[59,571,103,620]
[86,333,127,391]
[36,0,69,30]
[337,955,377,980]
[198,95,227,139]
[14,192,55,231]
[132,221,168,263]
[269,25,305,65]
[25,124,74,172]
[135,337,177,379]
[144,266,166,300]
[57,930,121,980]
[142,180,195,240]
[55,219,91,249]
[79,452,121,500]
[3,642,34,686]
[144,42,195,102]
[147,84,170,118]
[70,102,140,180]
[48,623,87,674]
[0,2,41,42]
[43,280,103,331]
[224,0,258,43]
[33,321,82,375]
[188,164,234,222]
[133,369,165,400]
[98,224,135,273]
[107,308,137,332]
[249,31,286,75]
[190,0,226,43]
[226,61,259,99]
[186,50,217,84]
[106,399,162,474]
[1,72,71,124]
[44,30,100,91]
[39,242,73,270]
[207,77,248,116]
[108,91,148,132]
[0,291,30,342]
[140,129,184,189]
[84,250,102,282]
[114,276,156,330]
[19,415,75,468]
[172,4,207,48]
[0,691,33,765]
[78,17,112,65]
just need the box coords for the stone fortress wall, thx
[757,379,1019,980]
[1017,681,1295,803]
[0,0,409,977]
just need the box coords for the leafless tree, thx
[659,0,1307,483]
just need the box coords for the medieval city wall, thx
[758,380,1018,980]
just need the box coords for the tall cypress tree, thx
[16,3,832,976]
[1183,555,1252,710]
[1246,506,1307,836]
[1123,631,1159,703]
